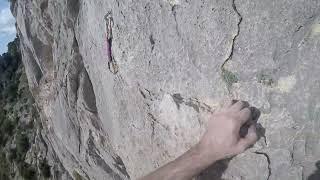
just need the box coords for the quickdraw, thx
[104,11,119,74]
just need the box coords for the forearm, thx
[139,100,259,180]
[139,144,216,180]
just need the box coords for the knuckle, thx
[240,144,247,152]
[230,116,240,125]
[239,108,251,119]
[236,144,246,153]
[240,108,251,116]
[230,121,239,131]
[251,133,258,142]
[227,117,236,123]
[248,135,258,144]
[236,101,244,107]
[243,107,251,113]
[232,99,238,104]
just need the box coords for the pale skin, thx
[139,100,258,180]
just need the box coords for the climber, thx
[140,100,259,180]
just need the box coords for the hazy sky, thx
[0,0,16,54]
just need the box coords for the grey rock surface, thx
[11,0,320,179]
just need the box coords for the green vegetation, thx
[2,119,15,135]
[18,162,36,180]
[7,38,19,58]
[257,73,274,86]
[39,160,51,178]
[0,37,51,179]
[222,68,238,90]
[8,148,17,161]
[0,151,10,180]
[73,170,85,180]
[15,131,30,160]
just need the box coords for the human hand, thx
[139,100,259,180]
[197,100,258,162]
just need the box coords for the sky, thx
[0,0,16,54]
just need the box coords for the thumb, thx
[237,124,258,152]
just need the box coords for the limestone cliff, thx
[11,0,320,179]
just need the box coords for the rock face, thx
[11,0,320,179]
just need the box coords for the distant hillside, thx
[0,37,51,180]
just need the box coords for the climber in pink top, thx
[140,100,259,180]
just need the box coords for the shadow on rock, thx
[196,106,264,179]
[196,158,232,180]
[308,161,320,180]
[240,106,265,142]
[251,106,266,142]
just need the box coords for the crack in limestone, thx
[221,0,242,68]
[171,93,215,113]
[221,0,243,90]
[172,5,181,38]
[147,113,169,131]
[254,151,272,180]
[78,126,81,153]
